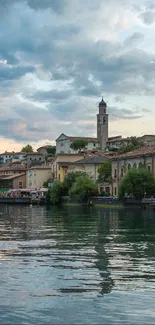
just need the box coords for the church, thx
[56,97,122,154]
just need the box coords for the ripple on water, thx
[0,205,155,324]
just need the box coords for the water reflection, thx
[1,205,155,324]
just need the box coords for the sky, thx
[0,0,155,152]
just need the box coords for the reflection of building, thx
[111,146,155,195]
[94,209,114,294]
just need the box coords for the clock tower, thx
[97,97,108,150]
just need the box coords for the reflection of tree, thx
[47,205,114,295]
[94,209,114,294]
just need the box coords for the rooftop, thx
[74,155,109,164]
[0,173,25,180]
[27,166,51,170]
[112,146,155,160]
[0,166,26,171]
[67,136,99,143]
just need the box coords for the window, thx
[133,163,137,169]
[58,174,60,181]
[128,163,131,170]
[139,162,143,169]
[93,143,96,147]
[39,157,41,160]
[148,165,151,172]
[19,181,23,188]
[121,168,123,177]
[105,187,110,194]
[114,169,117,178]
[114,187,117,196]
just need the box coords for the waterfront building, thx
[51,153,85,182]
[26,166,52,188]
[111,146,155,196]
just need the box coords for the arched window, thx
[133,163,137,169]
[128,163,131,170]
[139,162,143,169]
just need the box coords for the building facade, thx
[52,153,85,182]
[68,155,108,181]
[26,167,52,188]
[25,153,45,168]
[0,173,26,190]
[56,134,99,154]
[111,146,155,196]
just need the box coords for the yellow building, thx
[111,146,155,196]
[51,153,85,182]
[68,155,112,195]
[26,166,52,188]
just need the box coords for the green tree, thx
[69,175,98,202]
[98,161,112,182]
[63,171,88,194]
[43,178,52,187]
[46,146,56,155]
[118,168,155,200]
[70,139,88,151]
[48,180,64,204]
[118,137,144,154]
[21,144,33,153]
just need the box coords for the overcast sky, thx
[0,0,155,152]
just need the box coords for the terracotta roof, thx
[0,166,26,171]
[26,152,44,156]
[27,166,51,170]
[112,146,155,160]
[107,137,131,143]
[37,145,51,151]
[108,136,122,141]
[141,134,155,138]
[57,162,73,167]
[74,155,109,165]
[0,173,26,180]
[67,136,99,143]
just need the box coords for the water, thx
[0,205,155,324]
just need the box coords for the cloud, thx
[0,0,154,151]
[139,5,155,25]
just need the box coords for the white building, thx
[0,152,27,165]
[56,133,99,154]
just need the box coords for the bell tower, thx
[97,97,108,150]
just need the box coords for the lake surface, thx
[0,205,155,324]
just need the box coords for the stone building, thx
[111,146,155,196]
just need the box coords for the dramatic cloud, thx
[0,0,154,151]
